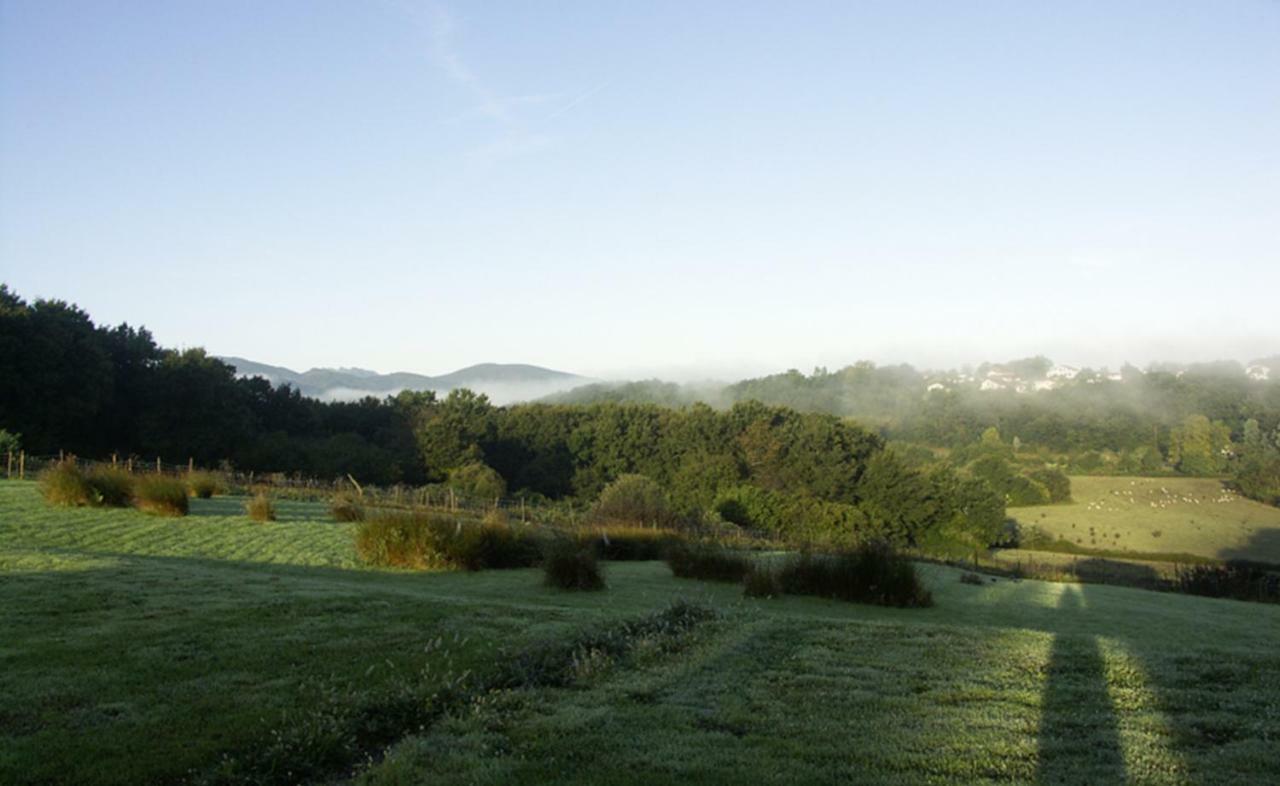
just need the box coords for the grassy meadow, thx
[1011,476,1280,564]
[2,480,1279,784]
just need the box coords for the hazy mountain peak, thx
[219,357,591,405]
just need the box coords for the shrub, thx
[542,537,605,591]
[592,525,681,561]
[1028,467,1072,503]
[742,565,782,598]
[768,543,932,607]
[665,542,752,583]
[713,484,866,546]
[86,466,135,507]
[246,493,276,522]
[354,511,541,571]
[330,493,365,522]
[1005,475,1052,507]
[134,475,189,516]
[447,462,507,503]
[187,471,224,499]
[1174,562,1280,603]
[39,460,92,506]
[592,474,676,528]
[453,519,542,570]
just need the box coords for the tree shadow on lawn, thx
[1035,564,1280,784]
[1217,526,1280,567]
[1036,584,1127,784]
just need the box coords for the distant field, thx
[1012,476,1280,564]
[3,481,1279,785]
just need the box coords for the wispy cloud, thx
[398,2,606,167]
[427,4,512,124]
[543,82,608,123]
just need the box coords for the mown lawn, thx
[1011,475,1280,563]
[2,480,1279,785]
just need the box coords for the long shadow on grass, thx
[1036,584,1127,784]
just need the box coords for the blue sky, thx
[2,0,1277,379]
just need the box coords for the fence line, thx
[3,452,576,522]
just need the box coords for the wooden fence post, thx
[59,449,64,462]
[19,451,25,480]
[188,457,194,474]
[6,451,11,480]
[112,452,118,468]
[127,457,133,473]
[156,456,161,474]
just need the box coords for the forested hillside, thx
[551,362,1280,505]
[2,285,1276,517]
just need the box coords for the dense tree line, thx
[0,286,422,484]
[554,359,1280,505]
[0,286,1010,549]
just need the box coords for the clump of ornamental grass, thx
[39,460,93,507]
[134,474,189,517]
[330,493,365,522]
[86,465,135,507]
[354,511,542,571]
[665,541,753,582]
[187,471,224,499]
[245,493,277,522]
[742,564,782,598]
[542,536,605,591]
[745,543,932,608]
[454,518,543,570]
[592,525,682,561]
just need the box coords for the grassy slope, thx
[2,481,1279,785]
[1011,476,1280,563]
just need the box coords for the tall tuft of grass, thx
[742,564,782,598]
[86,466,135,507]
[245,493,277,522]
[355,513,442,569]
[354,511,542,571]
[665,542,753,582]
[454,519,542,570]
[134,475,190,517]
[330,493,365,522]
[746,543,932,607]
[542,537,605,591]
[592,525,681,561]
[187,471,224,499]
[39,460,92,507]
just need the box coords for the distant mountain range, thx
[219,357,592,405]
